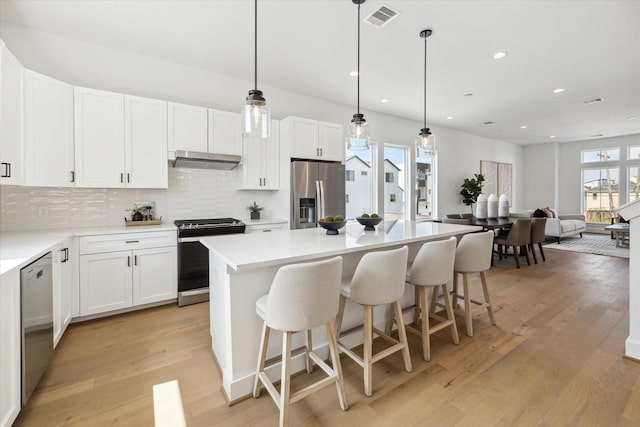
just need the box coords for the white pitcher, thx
[487,194,499,219]
[498,194,510,217]
[475,194,488,219]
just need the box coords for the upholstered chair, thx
[493,218,533,268]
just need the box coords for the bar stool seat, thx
[403,237,459,361]
[335,246,412,397]
[253,256,348,427]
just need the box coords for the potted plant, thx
[126,207,147,221]
[460,173,485,214]
[247,201,264,220]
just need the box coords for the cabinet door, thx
[242,137,263,189]
[124,95,168,188]
[208,109,241,155]
[132,246,177,306]
[262,120,280,190]
[24,70,75,187]
[288,117,318,159]
[74,87,125,188]
[79,251,133,316]
[167,102,208,152]
[0,43,25,185]
[245,223,287,233]
[53,238,74,348]
[0,268,21,427]
[318,121,344,162]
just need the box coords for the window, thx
[582,148,620,163]
[384,145,407,220]
[630,166,640,202]
[630,146,640,160]
[385,172,394,183]
[416,147,435,219]
[583,167,620,223]
[345,147,373,219]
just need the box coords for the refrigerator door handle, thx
[319,180,326,220]
[315,180,323,221]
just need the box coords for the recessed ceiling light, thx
[446,116,453,120]
[464,93,473,97]
[520,125,528,129]
[627,116,637,120]
[493,51,507,59]
[550,135,556,139]
[553,88,566,93]
[349,71,358,77]
[380,98,389,103]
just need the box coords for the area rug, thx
[543,233,629,258]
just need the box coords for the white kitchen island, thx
[200,220,481,403]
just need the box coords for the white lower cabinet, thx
[53,238,74,347]
[79,231,177,317]
[245,222,288,233]
[0,268,21,427]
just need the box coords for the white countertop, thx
[0,223,177,276]
[201,220,481,272]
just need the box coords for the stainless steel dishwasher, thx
[20,252,53,406]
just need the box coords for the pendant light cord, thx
[423,35,427,128]
[254,0,258,91]
[357,2,361,115]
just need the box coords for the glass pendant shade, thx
[242,90,271,138]
[348,113,370,150]
[416,127,435,155]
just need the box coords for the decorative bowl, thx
[356,217,383,231]
[318,221,347,235]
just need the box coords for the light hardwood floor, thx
[15,249,640,426]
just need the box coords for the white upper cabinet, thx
[24,70,75,187]
[74,86,126,188]
[124,95,168,188]
[167,102,208,153]
[208,109,242,155]
[0,42,25,185]
[75,87,168,188]
[242,119,279,190]
[282,116,344,162]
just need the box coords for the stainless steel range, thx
[174,218,245,306]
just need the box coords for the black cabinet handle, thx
[125,240,139,244]
[127,256,131,267]
[70,171,75,183]
[1,162,10,178]
[120,173,124,183]
[320,148,323,156]
[127,173,130,183]
[65,248,69,262]
[134,255,137,266]
[60,248,67,263]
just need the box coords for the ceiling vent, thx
[364,5,400,27]
[483,121,494,125]
[583,97,605,105]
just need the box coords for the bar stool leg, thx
[394,300,412,371]
[326,322,348,410]
[413,286,420,325]
[419,286,431,361]
[462,272,474,337]
[253,322,270,398]
[441,283,460,345]
[363,305,374,397]
[480,271,496,325]
[279,331,292,427]
[429,285,439,314]
[305,330,313,373]
[335,295,346,336]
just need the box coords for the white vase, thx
[475,194,488,219]
[499,194,510,217]
[487,194,498,219]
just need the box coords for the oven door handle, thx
[178,237,202,243]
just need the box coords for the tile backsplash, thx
[0,167,285,231]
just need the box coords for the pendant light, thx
[348,0,370,150]
[242,0,271,138]
[416,29,434,155]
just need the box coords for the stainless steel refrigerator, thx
[291,160,345,229]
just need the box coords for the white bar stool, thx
[453,231,496,336]
[335,246,412,397]
[253,256,348,427]
[404,237,459,361]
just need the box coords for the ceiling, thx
[1,0,639,145]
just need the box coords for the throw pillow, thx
[533,209,547,218]
[542,207,554,218]
[546,207,557,218]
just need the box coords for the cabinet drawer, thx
[245,223,288,233]
[79,231,177,255]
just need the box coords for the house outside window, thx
[384,146,406,220]
[416,148,434,219]
[344,152,373,219]
[346,170,355,181]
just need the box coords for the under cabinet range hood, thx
[173,150,241,170]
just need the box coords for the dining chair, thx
[529,217,547,263]
[493,218,532,268]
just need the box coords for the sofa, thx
[511,208,586,243]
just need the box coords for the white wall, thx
[0,23,524,226]
[521,143,557,210]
